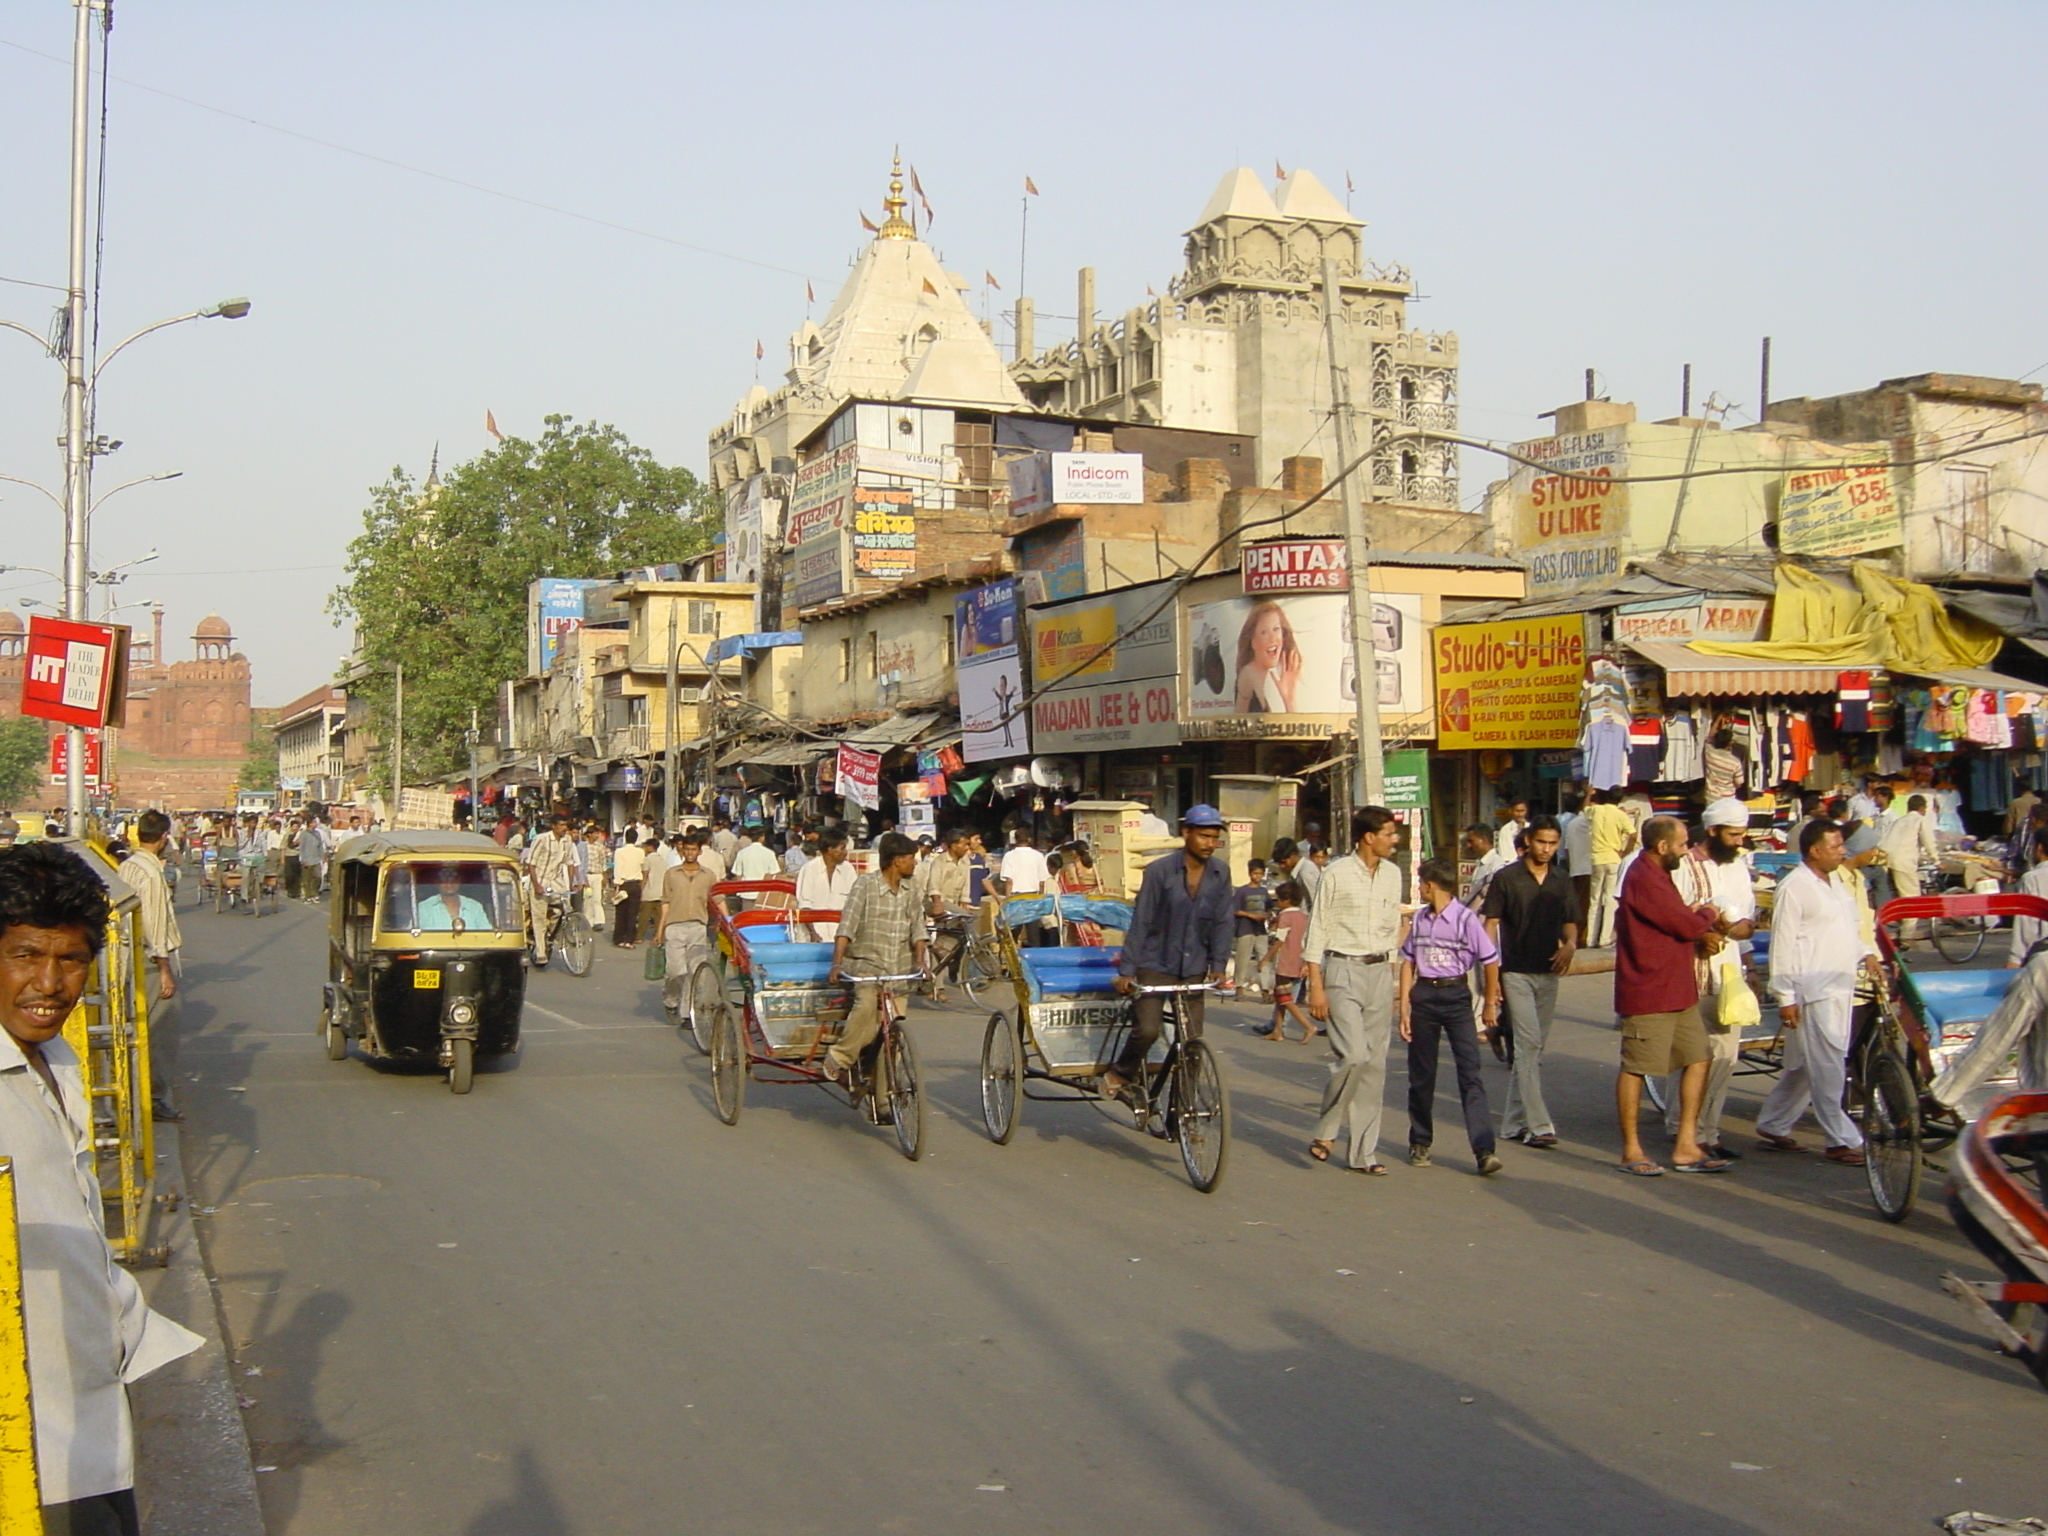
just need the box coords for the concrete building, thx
[1011,168,1460,505]
[271,685,348,808]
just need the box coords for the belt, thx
[1330,951,1391,965]
[1413,974,1467,986]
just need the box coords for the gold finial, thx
[878,151,914,240]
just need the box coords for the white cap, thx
[1701,798,1750,830]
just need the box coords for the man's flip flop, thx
[1308,1141,1333,1164]
[1671,1158,1733,1174]
[1755,1132,1805,1153]
[1616,1160,1664,1177]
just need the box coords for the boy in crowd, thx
[1397,858,1504,1175]
[1258,881,1314,1042]
[1230,858,1271,1000]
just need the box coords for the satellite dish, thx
[1030,755,1081,790]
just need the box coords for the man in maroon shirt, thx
[1613,816,1734,1175]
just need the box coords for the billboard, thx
[1028,580,1179,753]
[956,580,1027,763]
[1241,537,1348,593]
[48,728,103,787]
[787,443,858,546]
[1007,452,1146,517]
[1505,429,1628,599]
[792,532,848,609]
[1183,593,1425,739]
[835,746,880,810]
[1433,616,1585,751]
[724,476,781,587]
[851,487,917,580]
[529,578,605,675]
[1777,455,1902,558]
[1613,596,1769,645]
[19,616,128,728]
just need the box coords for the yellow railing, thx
[0,1161,43,1526]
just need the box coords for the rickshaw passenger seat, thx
[1905,969,2017,1033]
[1020,947,1123,1002]
[737,924,792,947]
[747,941,835,987]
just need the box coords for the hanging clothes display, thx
[1579,655,1631,790]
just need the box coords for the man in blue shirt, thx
[1104,805,1234,1097]
[416,866,495,932]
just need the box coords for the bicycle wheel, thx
[979,1011,1022,1144]
[687,962,722,1055]
[710,1003,746,1125]
[1860,1048,1922,1222]
[1172,1039,1231,1192]
[557,911,595,975]
[883,1023,926,1161]
[1931,911,1987,964]
[960,939,1001,1010]
[1643,1070,1668,1115]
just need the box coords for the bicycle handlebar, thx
[840,971,928,985]
[1130,981,1216,995]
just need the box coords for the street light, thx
[89,299,250,387]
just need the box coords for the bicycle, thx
[1845,988,1923,1222]
[530,888,595,975]
[929,912,1012,1008]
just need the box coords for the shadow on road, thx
[1167,1308,1771,1536]
[463,1446,572,1536]
[245,1289,352,1533]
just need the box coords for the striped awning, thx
[1625,640,1862,698]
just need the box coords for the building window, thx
[866,632,880,679]
[838,637,853,683]
[688,600,717,633]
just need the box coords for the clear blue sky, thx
[1,0,2041,707]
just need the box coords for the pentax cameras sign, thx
[20,616,127,728]
[1241,537,1348,593]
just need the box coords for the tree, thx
[0,717,49,808]
[237,719,276,793]
[329,417,720,781]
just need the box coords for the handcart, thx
[975,894,1230,1192]
[704,897,926,1161]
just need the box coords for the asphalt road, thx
[168,894,2044,1536]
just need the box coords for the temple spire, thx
[878,151,914,241]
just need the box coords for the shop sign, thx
[529,577,605,674]
[1183,592,1426,739]
[1029,580,1179,752]
[47,729,103,786]
[1613,596,1769,645]
[724,478,779,587]
[1007,452,1145,518]
[20,616,127,728]
[1777,454,1903,558]
[792,531,849,609]
[835,746,881,810]
[1241,537,1348,593]
[1381,748,1429,810]
[1434,616,1584,751]
[1506,429,1628,599]
[787,443,858,546]
[850,487,916,579]
[859,447,952,482]
[956,580,1029,764]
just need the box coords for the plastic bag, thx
[643,944,666,982]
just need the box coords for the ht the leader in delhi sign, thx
[19,616,128,728]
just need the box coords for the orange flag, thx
[1274,160,1287,181]
[1345,169,1355,194]
[1023,175,1039,196]
[755,340,764,360]
[920,277,938,296]
[485,410,503,443]
[859,211,878,232]
[984,271,1001,290]
[805,279,815,303]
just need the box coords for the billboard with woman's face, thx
[1184,593,1425,727]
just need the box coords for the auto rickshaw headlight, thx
[448,1000,477,1026]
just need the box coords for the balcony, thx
[606,724,651,759]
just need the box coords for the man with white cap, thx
[1664,799,1757,1159]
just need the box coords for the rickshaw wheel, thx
[1931,907,1988,965]
[884,1025,925,1161]
[1172,1039,1231,1192]
[979,1011,1022,1144]
[687,963,722,1055]
[448,1038,474,1095]
[557,912,595,976]
[1861,1049,1921,1221]
[322,1004,348,1061]
[710,1003,746,1124]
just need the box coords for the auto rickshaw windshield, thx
[383,863,522,933]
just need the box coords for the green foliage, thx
[0,717,48,808]
[237,719,276,792]
[329,416,720,781]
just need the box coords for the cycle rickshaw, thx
[702,881,927,1160]
[680,877,796,1054]
[976,894,1230,1192]
[1942,1089,2048,1391]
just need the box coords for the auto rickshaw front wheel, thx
[448,1038,474,1095]
[322,1002,347,1061]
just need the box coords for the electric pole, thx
[61,0,99,826]
[1320,257,1385,807]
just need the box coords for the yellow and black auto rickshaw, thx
[323,831,529,1093]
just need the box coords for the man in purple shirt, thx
[1397,857,1504,1175]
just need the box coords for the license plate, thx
[413,970,441,989]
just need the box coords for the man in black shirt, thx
[1481,814,1580,1149]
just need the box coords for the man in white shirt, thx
[731,824,781,885]
[1561,793,1595,921]
[795,828,859,942]
[0,842,203,1529]
[998,830,1049,896]
[1877,791,1939,938]
[1756,819,1879,1162]
[1302,807,1405,1174]
[1665,800,1757,1159]
[1461,823,1511,909]
[709,816,741,867]
[1493,797,1530,860]
[117,810,185,1125]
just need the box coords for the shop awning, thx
[1625,640,1859,697]
[840,712,942,749]
[1905,667,2047,694]
[717,739,833,769]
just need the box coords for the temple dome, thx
[195,614,233,639]
[0,610,22,636]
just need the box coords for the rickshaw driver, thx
[417,865,492,933]
[1103,804,1235,1100]
[822,832,930,1086]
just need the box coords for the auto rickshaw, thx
[322,831,529,1093]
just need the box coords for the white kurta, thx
[0,1033,201,1502]
[1762,863,1875,1148]
[794,857,859,942]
